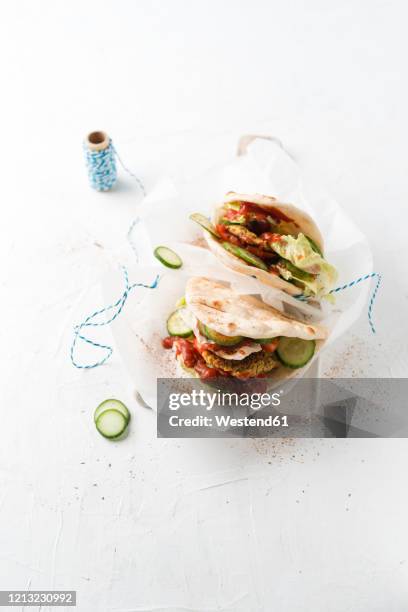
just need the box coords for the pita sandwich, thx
[162,277,327,380]
[190,192,337,298]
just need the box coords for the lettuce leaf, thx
[272,233,338,296]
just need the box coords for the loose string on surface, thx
[296,272,382,334]
[112,145,146,196]
[70,267,159,369]
[84,131,145,194]
[127,217,141,262]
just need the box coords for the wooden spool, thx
[85,130,110,152]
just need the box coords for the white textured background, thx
[1,1,408,610]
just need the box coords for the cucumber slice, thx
[276,337,315,369]
[95,409,128,439]
[255,337,277,344]
[220,242,269,271]
[167,308,193,337]
[94,399,130,424]
[154,246,182,269]
[189,213,220,238]
[198,321,243,346]
[277,260,315,282]
[219,219,246,226]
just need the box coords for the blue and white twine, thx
[332,272,381,334]
[127,217,141,262]
[112,144,146,196]
[84,137,145,194]
[84,139,117,191]
[70,267,159,369]
[297,272,381,334]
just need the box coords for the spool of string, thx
[83,130,145,194]
[84,131,117,191]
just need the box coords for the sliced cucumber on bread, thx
[189,213,220,238]
[220,242,269,271]
[198,321,243,346]
[276,337,315,368]
[167,308,193,337]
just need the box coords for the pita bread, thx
[205,192,324,296]
[185,277,327,341]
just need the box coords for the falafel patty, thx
[227,225,265,246]
[202,349,278,378]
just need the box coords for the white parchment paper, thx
[103,140,373,409]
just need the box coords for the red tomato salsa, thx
[162,334,279,381]
[237,201,294,223]
[162,336,225,379]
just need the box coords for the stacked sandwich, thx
[162,192,336,381]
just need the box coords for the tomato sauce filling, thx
[237,201,294,223]
[216,203,296,269]
[162,336,225,379]
[162,335,278,380]
[216,223,242,246]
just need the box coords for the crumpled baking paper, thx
[102,139,372,410]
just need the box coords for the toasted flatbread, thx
[185,277,327,341]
